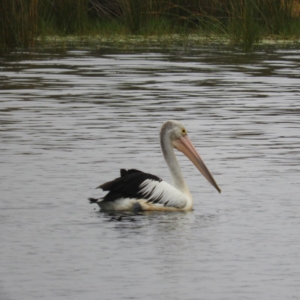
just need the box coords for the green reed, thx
[38,0,89,35]
[0,0,299,50]
[0,0,39,49]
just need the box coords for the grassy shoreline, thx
[1,0,300,51]
[38,33,300,49]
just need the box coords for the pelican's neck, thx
[160,135,191,196]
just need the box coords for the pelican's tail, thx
[88,197,100,204]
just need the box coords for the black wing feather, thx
[98,169,162,202]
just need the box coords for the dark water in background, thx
[1,44,300,300]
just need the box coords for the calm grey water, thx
[1,44,300,300]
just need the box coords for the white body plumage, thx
[98,179,193,212]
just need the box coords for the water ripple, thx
[1,45,300,300]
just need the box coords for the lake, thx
[1,43,300,300]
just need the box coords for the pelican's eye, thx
[181,128,187,135]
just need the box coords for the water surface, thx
[1,45,300,300]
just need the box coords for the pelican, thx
[89,120,221,212]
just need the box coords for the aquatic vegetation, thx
[1,0,300,50]
[0,0,39,49]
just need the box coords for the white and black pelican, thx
[89,120,221,212]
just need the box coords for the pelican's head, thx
[161,120,221,193]
[161,120,187,141]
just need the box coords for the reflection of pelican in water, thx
[89,120,221,212]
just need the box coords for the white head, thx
[160,120,187,141]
